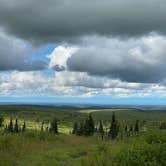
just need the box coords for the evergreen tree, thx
[109,112,119,140]
[129,125,133,132]
[88,113,95,134]
[84,113,95,136]
[84,119,90,136]
[14,118,19,133]
[0,115,4,127]
[99,120,104,140]
[112,112,116,122]
[80,122,85,135]
[124,125,129,137]
[134,120,139,135]
[77,122,84,136]
[8,118,14,133]
[124,125,128,133]
[22,120,26,132]
[46,126,49,132]
[72,122,78,134]
[41,121,44,132]
[49,119,58,134]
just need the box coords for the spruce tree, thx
[88,113,95,134]
[0,115,4,127]
[14,118,19,133]
[8,118,14,133]
[72,122,78,134]
[124,125,128,133]
[109,112,119,140]
[129,125,133,136]
[46,126,49,132]
[125,125,129,137]
[130,125,133,132]
[83,114,95,136]
[41,121,44,132]
[22,121,26,132]
[84,119,90,136]
[77,122,84,136]
[99,120,104,140]
[49,119,58,134]
[134,120,139,135]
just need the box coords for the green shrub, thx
[114,131,166,166]
[144,130,166,144]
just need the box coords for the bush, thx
[144,130,166,144]
[114,131,166,166]
[115,142,166,166]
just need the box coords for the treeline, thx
[1,113,166,140]
[0,113,140,140]
[3,118,58,134]
[72,112,140,140]
[4,118,26,133]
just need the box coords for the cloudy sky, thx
[0,0,166,104]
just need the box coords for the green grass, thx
[0,132,100,166]
[0,130,165,166]
[0,105,166,165]
[81,108,166,121]
[1,105,166,123]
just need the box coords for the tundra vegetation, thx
[0,105,166,166]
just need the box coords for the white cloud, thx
[0,70,166,98]
[64,34,166,83]
[1,33,166,98]
[47,46,78,71]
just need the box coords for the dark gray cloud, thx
[1,0,166,85]
[0,0,166,42]
[0,30,47,71]
[52,65,65,72]
[68,57,166,83]
[66,35,166,83]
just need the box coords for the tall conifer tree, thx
[72,122,78,134]
[0,115,4,127]
[109,112,119,140]
[49,119,58,134]
[14,118,19,133]
[134,120,139,135]
[99,120,104,140]
[88,113,95,134]
[41,121,44,132]
[8,118,14,133]
[22,121,26,132]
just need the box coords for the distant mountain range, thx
[0,102,166,112]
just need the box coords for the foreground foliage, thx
[0,130,165,166]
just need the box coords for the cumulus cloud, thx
[0,70,166,97]
[0,0,166,42]
[47,46,78,71]
[0,29,47,71]
[65,34,166,83]
[1,0,166,98]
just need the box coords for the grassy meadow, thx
[0,105,166,166]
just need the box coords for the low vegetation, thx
[0,105,166,166]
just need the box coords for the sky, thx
[0,0,166,105]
